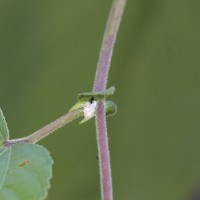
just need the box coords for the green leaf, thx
[69,86,115,112]
[0,108,9,145]
[0,143,53,200]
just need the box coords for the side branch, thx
[4,110,82,147]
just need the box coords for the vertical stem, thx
[95,101,113,200]
[93,0,127,92]
[93,0,127,200]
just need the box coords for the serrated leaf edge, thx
[34,144,53,200]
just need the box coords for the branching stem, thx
[4,110,82,147]
[4,2,127,200]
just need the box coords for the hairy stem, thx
[93,0,127,92]
[93,0,127,200]
[4,110,82,147]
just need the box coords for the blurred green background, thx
[1,0,200,199]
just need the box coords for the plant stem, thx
[93,0,127,92]
[93,0,127,200]
[4,110,82,147]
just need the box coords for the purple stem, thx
[93,0,127,200]
[95,102,112,200]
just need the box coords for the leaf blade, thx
[0,143,53,200]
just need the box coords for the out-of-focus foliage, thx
[0,0,200,199]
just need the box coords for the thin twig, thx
[93,0,127,200]
[4,110,82,147]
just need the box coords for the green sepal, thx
[68,102,86,113]
[77,86,115,102]
[79,116,93,124]
[69,86,115,112]
[105,100,117,117]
